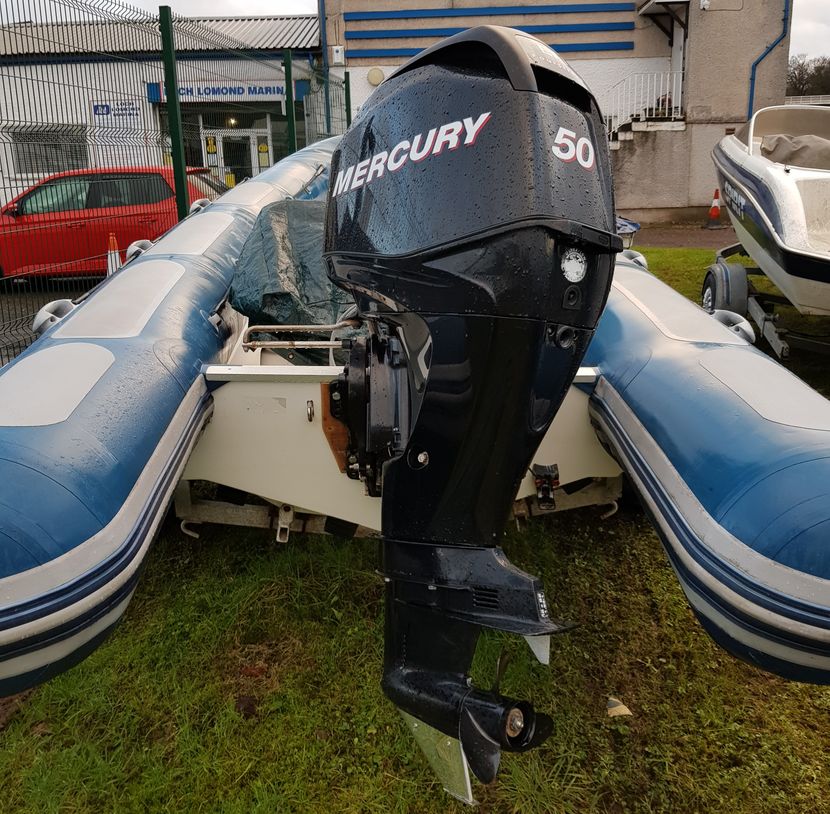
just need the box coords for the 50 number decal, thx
[551,126,596,170]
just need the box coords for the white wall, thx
[571,56,672,115]
[335,56,672,121]
[0,59,164,205]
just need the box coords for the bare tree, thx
[810,57,830,95]
[788,54,813,96]
[788,54,830,97]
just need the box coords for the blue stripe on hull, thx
[713,147,830,286]
[590,391,830,683]
[0,570,140,662]
[592,393,830,632]
[695,608,830,685]
[0,139,340,699]
[713,145,784,235]
[0,391,211,634]
[0,618,121,698]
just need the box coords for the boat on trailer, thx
[708,104,830,356]
[1,27,830,804]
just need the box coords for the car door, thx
[85,172,177,260]
[1,175,96,277]
[126,172,178,239]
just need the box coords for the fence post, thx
[344,71,352,127]
[324,71,332,135]
[318,0,331,135]
[159,6,189,221]
[284,51,297,154]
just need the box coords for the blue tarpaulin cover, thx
[230,198,351,327]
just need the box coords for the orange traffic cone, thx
[705,189,727,230]
[106,232,121,276]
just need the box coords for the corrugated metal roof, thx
[0,15,319,57]
[199,16,319,50]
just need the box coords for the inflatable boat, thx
[712,104,830,315]
[0,141,334,696]
[1,24,830,804]
[588,254,830,684]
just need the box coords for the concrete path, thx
[636,223,736,249]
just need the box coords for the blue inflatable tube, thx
[586,255,830,683]
[0,139,337,696]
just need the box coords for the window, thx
[19,177,92,215]
[11,128,89,175]
[92,173,174,207]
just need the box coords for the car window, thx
[89,173,174,208]
[19,177,92,215]
[188,174,228,199]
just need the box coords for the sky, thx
[127,0,827,59]
[128,0,316,16]
[789,0,829,58]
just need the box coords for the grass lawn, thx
[2,247,830,813]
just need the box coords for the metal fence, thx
[0,0,346,363]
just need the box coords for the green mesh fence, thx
[0,0,342,363]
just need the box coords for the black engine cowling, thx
[324,25,620,790]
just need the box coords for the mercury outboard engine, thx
[324,26,620,801]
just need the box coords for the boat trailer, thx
[703,242,830,359]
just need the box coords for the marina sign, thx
[147,81,286,103]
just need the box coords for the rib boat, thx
[0,25,830,802]
[588,253,830,684]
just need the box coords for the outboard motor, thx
[324,26,620,800]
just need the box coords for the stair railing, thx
[603,70,685,141]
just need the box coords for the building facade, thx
[323,0,792,220]
[0,4,793,218]
[0,16,329,205]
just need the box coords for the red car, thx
[0,167,227,278]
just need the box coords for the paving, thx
[636,223,737,249]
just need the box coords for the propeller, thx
[458,647,554,784]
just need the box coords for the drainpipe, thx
[747,0,790,120]
[318,0,332,134]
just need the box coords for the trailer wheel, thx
[702,268,723,313]
[701,261,748,315]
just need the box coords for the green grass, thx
[643,246,830,396]
[2,247,830,813]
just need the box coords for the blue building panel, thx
[345,22,636,39]
[345,40,635,58]
[344,4,636,21]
